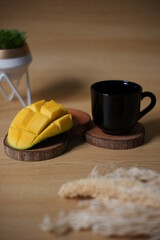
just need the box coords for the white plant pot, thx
[0,44,32,107]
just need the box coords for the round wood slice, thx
[4,134,68,161]
[4,108,91,161]
[85,122,145,150]
[68,108,91,137]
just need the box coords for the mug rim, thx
[91,80,142,96]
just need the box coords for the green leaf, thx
[0,29,26,49]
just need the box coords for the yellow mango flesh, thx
[33,122,60,145]
[32,114,73,145]
[8,127,36,149]
[10,108,50,136]
[7,100,73,150]
[10,108,35,129]
[54,114,73,132]
[26,112,50,135]
[40,100,67,121]
[18,130,36,149]
[8,127,21,148]
[27,99,45,112]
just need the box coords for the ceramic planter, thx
[0,43,32,107]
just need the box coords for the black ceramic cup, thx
[91,80,156,135]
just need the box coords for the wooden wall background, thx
[0,2,160,240]
[0,0,160,110]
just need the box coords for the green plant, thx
[0,29,26,49]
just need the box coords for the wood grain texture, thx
[0,0,160,240]
[85,123,145,149]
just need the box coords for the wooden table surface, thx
[0,0,160,239]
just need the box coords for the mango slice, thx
[10,108,35,129]
[33,122,60,145]
[32,114,73,146]
[27,99,45,112]
[7,99,73,150]
[8,127,21,148]
[40,100,67,121]
[54,114,73,132]
[10,108,50,136]
[8,127,36,149]
[26,112,50,135]
[16,129,36,149]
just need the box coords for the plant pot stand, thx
[0,69,31,106]
[0,44,32,107]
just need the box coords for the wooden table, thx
[0,0,160,239]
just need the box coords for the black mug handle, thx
[139,91,156,119]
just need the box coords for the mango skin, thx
[7,100,73,150]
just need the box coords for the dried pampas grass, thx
[41,165,160,239]
[59,166,160,208]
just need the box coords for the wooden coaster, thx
[68,108,91,137]
[85,122,145,150]
[4,108,91,161]
[4,133,68,161]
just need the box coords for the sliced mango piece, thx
[33,122,60,145]
[40,100,67,121]
[27,99,45,112]
[26,112,50,135]
[17,130,36,149]
[7,127,21,148]
[10,108,50,136]
[55,114,73,132]
[10,108,35,129]
[7,99,73,150]
[7,127,36,150]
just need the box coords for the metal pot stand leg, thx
[0,70,31,107]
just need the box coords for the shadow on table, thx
[143,118,160,143]
[66,136,86,153]
[33,77,85,102]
